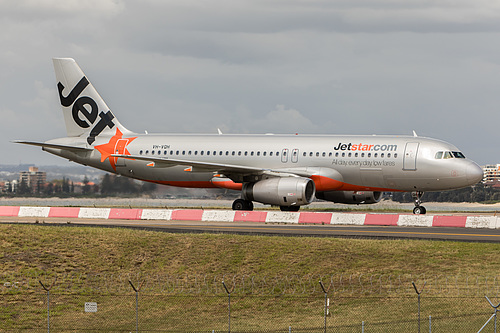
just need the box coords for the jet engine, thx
[242,177,315,207]
[316,191,382,204]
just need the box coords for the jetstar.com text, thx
[333,143,398,152]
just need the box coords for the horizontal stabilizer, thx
[13,140,92,152]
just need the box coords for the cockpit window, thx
[435,151,466,159]
[452,151,466,158]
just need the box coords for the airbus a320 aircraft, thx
[16,58,484,214]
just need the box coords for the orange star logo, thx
[94,128,137,171]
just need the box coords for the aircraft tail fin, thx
[53,58,132,145]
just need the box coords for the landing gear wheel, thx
[413,206,427,215]
[232,199,254,211]
[412,191,426,215]
[280,206,300,212]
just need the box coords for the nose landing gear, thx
[412,191,426,214]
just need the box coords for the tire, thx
[280,206,300,212]
[232,199,246,211]
[413,206,426,215]
[232,199,253,211]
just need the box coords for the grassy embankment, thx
[1,224,499,331]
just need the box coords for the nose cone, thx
[466,162,484,185]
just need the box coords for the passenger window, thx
[394,153,397,158]
[342,152,345,157]
[257,152,260,156]
[367,153,371,158]
[435,151,443,159]
[238,151,241,156]
[303,152,306,157]
[322,152,326,157]
[152,151,155,155]
[316,152,319,157]
[232,151,235,156]
[270,152,273,156]
[263,152,266,156]
[348,153,352,157]
[200,151,204,155]
[176,151,179,155]
[374,153,378,158]
[355,153,358,157]
[387,153,391,158]
[245,151,248,156]
[381,153,384,158]
[329,152,332,157]
[335,152,339,157]
[140,150,143,155]
[251,152,254,156]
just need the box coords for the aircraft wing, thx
[13,140,93,152]
[110,153,333,179]
[112,154,268,174]
[111,154,344,189]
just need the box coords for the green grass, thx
[1,224,499,331]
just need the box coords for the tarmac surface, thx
[2,215,500,243]
[2,198,500,242]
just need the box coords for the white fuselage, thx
[45,133,483,193]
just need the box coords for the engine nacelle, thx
[316,191,382,204]
[242,177,316,207]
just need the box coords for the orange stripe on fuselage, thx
[151,177,401,193]
[310,175,400,192]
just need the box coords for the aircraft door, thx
[403,142,419,171]
[281,149,289,163]
[291,149,299,163]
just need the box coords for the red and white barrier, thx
[0,206,499,229]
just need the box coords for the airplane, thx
[15,58,484,214]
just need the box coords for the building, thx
[19,166,46,193]
[482,164,500,186]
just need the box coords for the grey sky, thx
[1,0,500,166]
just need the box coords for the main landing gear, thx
[412,191,426,215]
[232,199,254,211]
[231,199,300,212]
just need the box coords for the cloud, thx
[1,1,499,166]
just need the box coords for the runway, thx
[2,216,500,242]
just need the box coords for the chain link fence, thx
[1,272,500,332]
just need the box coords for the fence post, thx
[477,296,500,333]
[222,280,231,333]
[39,279,56,333]
[319,281,328,333]
[129,280,144,333]
[412,281,426,333]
